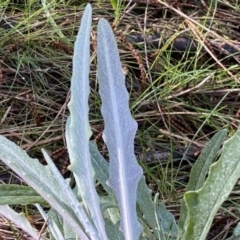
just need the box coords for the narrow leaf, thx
[37,205,65,240]
[0,205,42,240]
[0,184,47,205]
[66,4,108,239]
[0,135,89,240]
[42,149,98,239]
[97,18,143,240]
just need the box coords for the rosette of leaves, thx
[0,3,240,240]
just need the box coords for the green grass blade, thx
[109,0,117,10]
[41,0,72,47]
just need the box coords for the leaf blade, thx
[66,4,108,239]
[0,205,42,240]
[97,18,143,240]
[0,184,47,205]
[0,135,89,240]
[183,127,240,239]
[178,129,226,237]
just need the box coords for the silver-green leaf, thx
[97,18,143,240]
[183,127,240,239]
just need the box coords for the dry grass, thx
[0,0,240,239]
